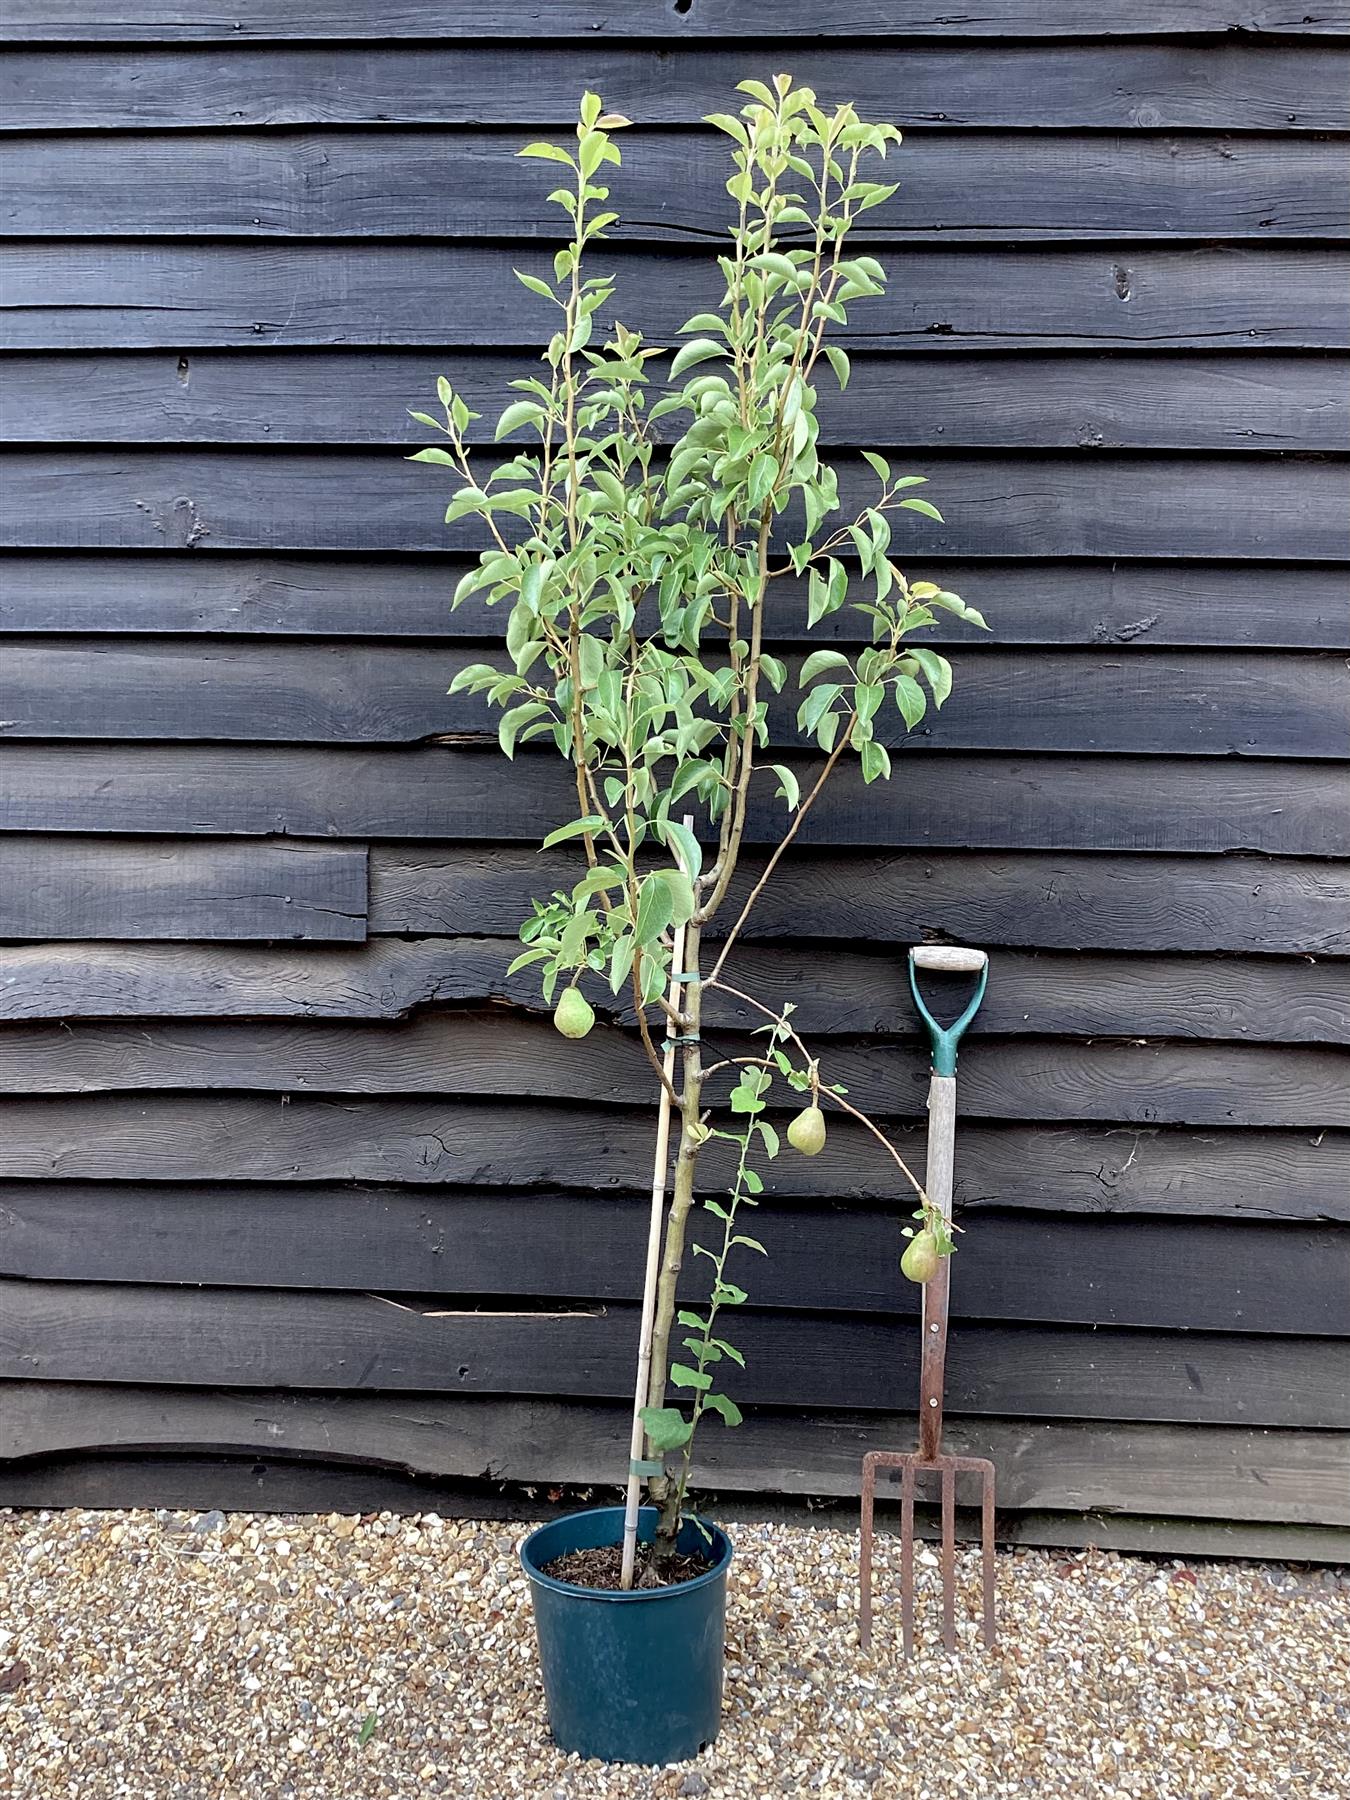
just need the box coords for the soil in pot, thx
[541,1543,714,1591]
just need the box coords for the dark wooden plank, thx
[3,1186,1342,1335]
[2,1449,1343,1557]
[4,1015,1345,1129]
[4,1014,1345,1131]
[1,941,1345,1051]
[2,744,1344,854]
[5,555,1343,649]
[8,243,1347,353]
[4,1385,1344,1526]
[4,2,1344,41]
[10,349,1345,454]
[6,640,1342,758]
[0,1094,1342,1221]
[372,846,1350,956]
[0,835,367,941]
[964,1513,1350,1561]
[5,44,1347,132]
[5,129,1345,241]
[4,449,1347,560]
[1,1280,1340,1426]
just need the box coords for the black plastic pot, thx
[519,1503,734,1765]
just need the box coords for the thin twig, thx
[705,978,927,1203]
[706,712,857,984]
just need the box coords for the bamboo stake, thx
[620,830,694,1590]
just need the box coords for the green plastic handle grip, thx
[907,948,988,1077]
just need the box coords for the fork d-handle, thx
[909,946,988,1461]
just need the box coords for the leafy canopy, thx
[414,75,987,1022]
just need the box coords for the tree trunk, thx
[646,924,704,1564]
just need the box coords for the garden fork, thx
[859,945,996,1655]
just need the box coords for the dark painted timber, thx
[8,244,1348,353]
[3,641,1344,758]
[3,449,1349,560]
[1,1387,1344,1527]
[3,1187,1344,1336]
[0,835,367,941]
[5,129,1347,242]
[1,1019,1345,1134]
[1,1450,1343,1561]
[1,942,1345,1047]
[3,1015,1343,1138]
[10,350,1345,453]
[0,1092,1343,1221]
[2,1279,1342,1428]
[369,846,1350,956]
[3,745,1344,854]
[2,555,1344,648]
[1,11,1346,1542]
[4,44,1347,133]
[3,3,1346,39]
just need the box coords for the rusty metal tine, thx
[859,1454,876,1651]
[981,1461,997,1648]
[900,1461,916,1658]
[940,1463,956,1651]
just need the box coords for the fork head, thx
[859,1450,996,1654]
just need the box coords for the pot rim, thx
[519,1503,734,1603]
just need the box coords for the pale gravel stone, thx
[0,1507,1345,1800]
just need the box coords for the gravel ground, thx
[1,1506,1346,1800]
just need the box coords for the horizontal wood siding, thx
[1,6,1346,1543]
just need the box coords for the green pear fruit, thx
[552,986,595,1040]
[900,1228,940,1285]
[786,1104,827,1156]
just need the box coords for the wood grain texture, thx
[0,1094,1342,1221]
[1,940,1344,1050]
[4,449,1348,561]
[371,846,1350,955]
[9,349,1346,454]
[2,1016,1344,1132]
[2,1279,1341,1426]
[0,835,367,940]
[6,640,1343,758]
[8,243,1347,353]
[4,3,1344,41]
[1,1450,1342,1558]
[3,1186,1342,1335]
[5,44,1347,132]
[4,555,1343,649]
[3,745,1344,854]
[3,8,1348,1519]
[3,1384,1344,1526]
[5,129,1345,242]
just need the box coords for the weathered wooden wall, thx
[1,3,1348,1555]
